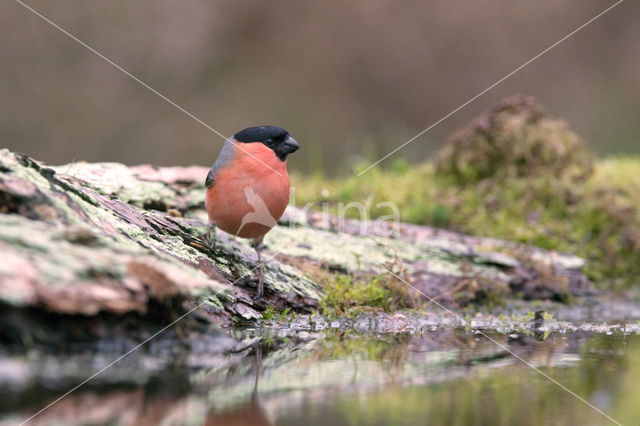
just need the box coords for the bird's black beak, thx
[282,136,299,154]
[273,136,299,161]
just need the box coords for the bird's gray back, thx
[205,139,236,188]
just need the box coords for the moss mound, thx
[435,95,593,183]
[293,96,640,288]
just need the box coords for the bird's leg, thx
[252,341,262,398]
[204,224,217,248]
[251,238,265,300]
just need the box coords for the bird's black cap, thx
[233,126,299,161]
[234,126,289,143]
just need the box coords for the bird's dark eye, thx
[264,139,274,147]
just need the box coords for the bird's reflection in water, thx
[204,342,272,426]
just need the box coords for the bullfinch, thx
[204,126,300,299]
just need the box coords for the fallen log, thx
[0,148,593,339]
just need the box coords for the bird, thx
[204,126,299,299]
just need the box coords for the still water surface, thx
[3,330,638,425]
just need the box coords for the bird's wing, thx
[205,168,216,188]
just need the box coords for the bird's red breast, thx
[205,140,290,240]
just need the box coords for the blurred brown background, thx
[1,0,638,174]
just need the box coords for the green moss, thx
[435,95,593,184]
[292,159,640,289]
[320,272,419,317]
[262,306,297,322]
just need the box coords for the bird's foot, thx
[253,269,265,301]
[250,240,265,251]
[253,288,263,301]
[251,238,266,300]
[203,225,218,249]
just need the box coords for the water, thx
[2,329,638,425]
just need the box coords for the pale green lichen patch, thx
[0,214,230,313]
[267,225,511,283]
[54,162,177,206]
